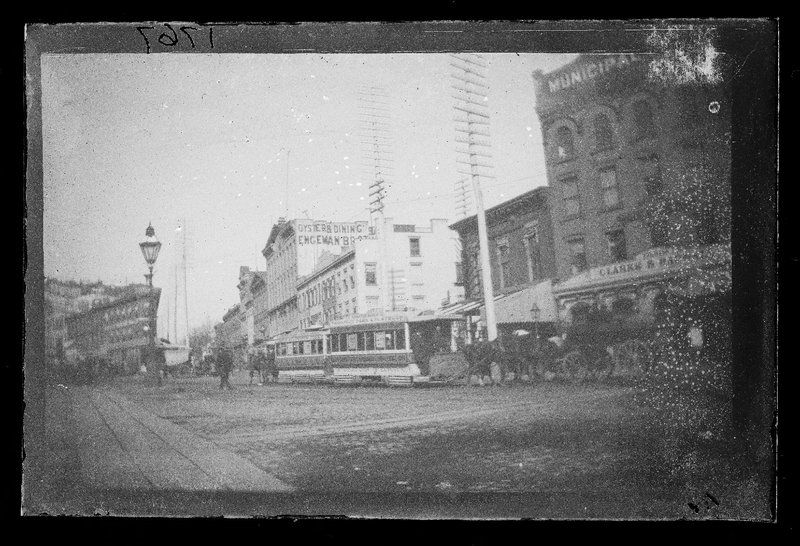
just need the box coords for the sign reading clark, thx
[554,244,731,295]
[295,220,377,247]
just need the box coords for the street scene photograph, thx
[23,21,777,519]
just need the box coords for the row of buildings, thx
[44,279,162,373]
[214,217,465,360]
[215,52,732,355]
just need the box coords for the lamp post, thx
[140,223,162,383]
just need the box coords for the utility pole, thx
[359,85,393,314]
[284,149,291,218]
[173,259,178,343]
[451,53,498,341]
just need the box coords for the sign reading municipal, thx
[542,53,644,96]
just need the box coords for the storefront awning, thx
[479,281,557,324]
[438,293,511,317]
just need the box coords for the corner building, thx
[533,53,731,326]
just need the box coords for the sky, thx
[41,52,577,336]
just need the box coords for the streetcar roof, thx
[272,330,329,343]
[327,314,464,333]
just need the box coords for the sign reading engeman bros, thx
[295,220,377,247]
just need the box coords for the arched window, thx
[555,126,575,160]
[611,297,636,317]
[594,113,614,150]
[632,101,656,140]
[570,302,593,324]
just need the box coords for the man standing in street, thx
[217,346,235,391]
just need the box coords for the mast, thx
[173,259,178,343]
[182,217,189,346]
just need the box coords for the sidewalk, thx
[70,385,293,493]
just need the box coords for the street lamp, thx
[140,223,162,384]
[139,222,162,287]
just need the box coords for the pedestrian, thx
[217,347,235,391]
[152,346,166,387]
[266,345,278,382]
[248,348,264,386]
[255,348,267,385]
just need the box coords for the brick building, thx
[448,186,558,336]
[533,53,731,327]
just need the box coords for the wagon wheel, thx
[591,355,615,382]
[615,340,651,375]
[559,351,588,382]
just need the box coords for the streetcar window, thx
[329,334,338,352]
[346,333,357,351]
[317,339,324,354]
[304,340,313,354]
[395,328,406,350]
[385,330,395,350]
[339,333,348,351]
[357,332,365,351]
[366,331,375,351]
[374,331,386,350]
[293,341,301,355]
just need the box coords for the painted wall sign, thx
[546,53,643,94]
[295,220,377,246]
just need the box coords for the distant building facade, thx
[65,286,161,374]
[44,279,81,366]
[449,187,559,335]
[533,53,732,326]
[261,218,377,337]
[295,218,464,330]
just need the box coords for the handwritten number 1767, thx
[137,24,214,54]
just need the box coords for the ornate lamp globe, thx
[139,222,162,285]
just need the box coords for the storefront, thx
[552,244,731,347]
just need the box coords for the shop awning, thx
[438,293,510,317]
[480,281,557,324]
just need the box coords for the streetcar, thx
[272,313,464,386]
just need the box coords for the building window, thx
[632,100,656,140]
[562,177,581,218]
[365,262,377,285]
[599,168,620,210]
[455,262,464,285]
[409,237,421,257]
[568,237,588,274]
[594,113,614,150]
[524,222,542,282]
[611,297,636,317]
[644,156,663,195]
[606,229,628,262]
[350,275,355,289]
[696,215,721,245]
[555,126,575,160]
[495,237,510,289]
